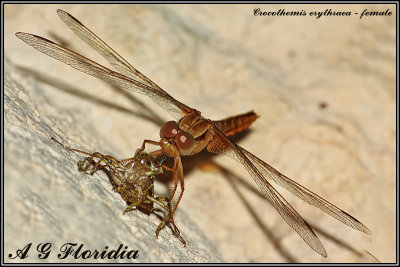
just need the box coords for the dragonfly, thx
[16,9,371,257]
[51,137,186,245]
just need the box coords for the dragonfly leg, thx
[156,155,184,237]
[119,157,135,167]
[119,147,147,166]
[123,201,141,214]
[156,212,186,246]
[88,152,108,175]
[78,153,100,173]
[141,139,160,150]
[161,164,173,172]
[51,137,93,156]
[169,155,185,217]
[149,149,164,158]
[151,195,186,246]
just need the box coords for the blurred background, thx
[4,4,396,263]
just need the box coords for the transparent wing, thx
[15,32,192,119]
[56,10,167,95]
[207,127,327,257]
[239,146,371,235]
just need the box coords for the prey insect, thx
[51,137,186,245]
[17,9,371,257]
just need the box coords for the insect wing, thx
[16,32,190,119]
[55,9,194,119]
[239,146,371,235]
[207,127,327,257]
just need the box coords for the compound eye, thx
[175,131,195,156]
[160,121,179,138]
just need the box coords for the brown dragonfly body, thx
[16,9,371,257]
[143,109,259,221]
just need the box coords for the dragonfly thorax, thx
[178,113,209,138]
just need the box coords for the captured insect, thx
[51,137,186,245]
[17,9,371,257]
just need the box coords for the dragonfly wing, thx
[16,32,188,119]
[239,146,371,235]
[207,127,327,257]
[57,10,165,93]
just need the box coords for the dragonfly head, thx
[160,121,195,156]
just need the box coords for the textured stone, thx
[4,4,395,263]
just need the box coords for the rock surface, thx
[4,4,395,263]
